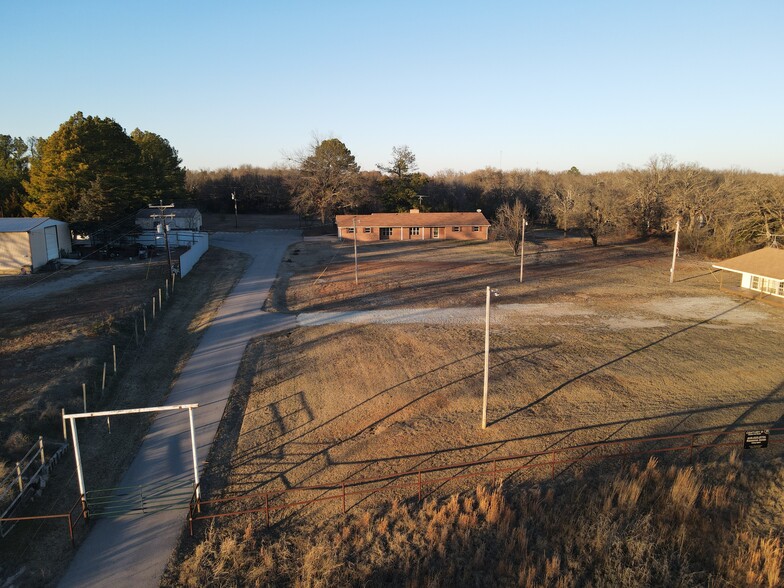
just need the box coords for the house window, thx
[380,227,393,239]
[472,226,480,232]
[409,227,420,237]
[761,277,777,295]
[345,227,355,234]
[452,226,460,232]
[750,275,760,290]
[363,227,372,233]
[778,281,784,297]
[432,227,440,238]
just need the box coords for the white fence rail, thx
[178,233,209,277]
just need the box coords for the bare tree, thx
[543,169,586,236]
[495,198,527,255]
[623,155,674,236]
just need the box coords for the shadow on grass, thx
[490,298,755,427]
[225,344,557,493]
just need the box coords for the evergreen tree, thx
[377,145,428,211]
[25,113,145,225]
[131,129,186,200]
[0,135,30,217]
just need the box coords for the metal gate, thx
[85,476,195,518]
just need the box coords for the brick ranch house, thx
[335,210,491,242]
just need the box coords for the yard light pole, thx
[520,216,528,283]
[231,192,238,229]
[482,286,499,429]
[669,219,680,284]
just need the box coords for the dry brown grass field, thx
[170,231,784,586]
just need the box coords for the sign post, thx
[744,429,769,449]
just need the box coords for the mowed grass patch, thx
[210,306,784,505]
[275,235,703,312]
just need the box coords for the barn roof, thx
[335,211,490,228]
[712,247,784,281]
[135,208,201,219]
[0,217,58,233]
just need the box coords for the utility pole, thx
[481,287,498,429]
[353,217,358,284]
[231,192,238,229]
[149,200,175,278]
[669,219,680,284]
[519,214,527,283]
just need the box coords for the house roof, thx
[135,208,201,220]
[712,247,784,281]
[335,211,490,228]
[0,217,58,233]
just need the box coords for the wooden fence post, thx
[101,363,107,391]
[82,383,87,412]
[690,434,696,464]
[16,462,23,492]
[39,436,45,465]
[143,309,147,332]
[152,297,156,320]
[112,344,117,374]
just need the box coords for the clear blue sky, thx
[4,1,783,174]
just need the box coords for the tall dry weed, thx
[171,459,783,587]
[720,531,784,588]
[670,467,701,519]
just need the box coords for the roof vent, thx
[476,209,482,213]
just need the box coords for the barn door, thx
[44,226,59,260]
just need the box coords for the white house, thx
[135,208,202,231]
[712,247,784,301]
[0,218,72,273]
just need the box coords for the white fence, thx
[178,232,209,277]
[133,231,209,278]
[135,230,203,248]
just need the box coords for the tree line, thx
[189,141,783,257]
[2,116,781,256]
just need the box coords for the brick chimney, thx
[410,208,420,213]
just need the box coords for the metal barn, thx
[0,218,72,273]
